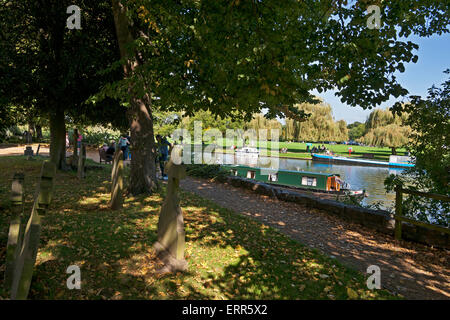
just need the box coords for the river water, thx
[213,153,404,211]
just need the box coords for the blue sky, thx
[313,33,450,124]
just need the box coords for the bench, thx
[99,148,112,164]
[362,153,375,159]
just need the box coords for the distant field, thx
[185,139,406,162]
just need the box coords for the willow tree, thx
[104,0,449,195]
[361,123,411,153]
[361,108,411,153]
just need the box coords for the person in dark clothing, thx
[106,142,116,161]
[126,132,131,160]
[156,134,171,180]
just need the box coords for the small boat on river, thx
[222,164,366,202]
[235,146,259,155]
[311,153,415,168]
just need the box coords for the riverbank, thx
[202,141,406,162]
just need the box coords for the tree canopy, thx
[0,0,127,167]
[100,0,450,120]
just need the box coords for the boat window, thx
[247,170,256,179]
[268,173,278,182]
[301,176,317,186]
[231,169,238,176]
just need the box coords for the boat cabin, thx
[224,165,343,192]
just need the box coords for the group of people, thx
[101,133,131,161]
[100,133,172,181]
[311,144,332,154]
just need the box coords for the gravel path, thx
[180,176,450,300]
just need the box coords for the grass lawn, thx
[0,156,397,300]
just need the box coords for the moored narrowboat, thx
[222,164,366,201]
[311,153,415,168]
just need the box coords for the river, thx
[212,153,404,211]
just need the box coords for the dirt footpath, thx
[180,176,450,300]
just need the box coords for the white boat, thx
[235,146,259,154]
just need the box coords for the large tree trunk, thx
[112,0,158,195]
[129,94,158,194]
[49,108,67,170]
[35,125,43,141]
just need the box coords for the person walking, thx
[77,131,83,153]
[118,134,130,160]
[156,134,171,180]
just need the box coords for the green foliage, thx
[283,102,348,142]
[360,109,411,148]
[393,72,450,194]
[99,0,450,123]
[249,114,283,140]
[361,123,411,148]
[0,0,126,128]
[348,122,366,141]
[185,164,230,182]
[72,126,122,146]
[385,70,450,227]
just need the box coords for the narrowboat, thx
[222,164,366,201]
[311,153,415,168]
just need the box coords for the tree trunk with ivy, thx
[112,0,158,195]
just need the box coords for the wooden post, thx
[9,161,55,300]
[4,173,25,291]
[36,144,41,156]
[10,202,42,300]
[154,146,188,273]
[110,150,123,210]
[77,144,86,179]
[394,185,403,240]
[36,161,56,215]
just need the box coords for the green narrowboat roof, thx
[222,164,340,178]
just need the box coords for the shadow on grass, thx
[0,157,394,300]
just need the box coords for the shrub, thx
[72,126,121,146]
[185,164,230,182]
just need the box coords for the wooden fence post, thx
[4,173,25,291]
[394,185,403,240]
[9,161,55,300]
[77,144,86,179]
[109,150,123,210]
